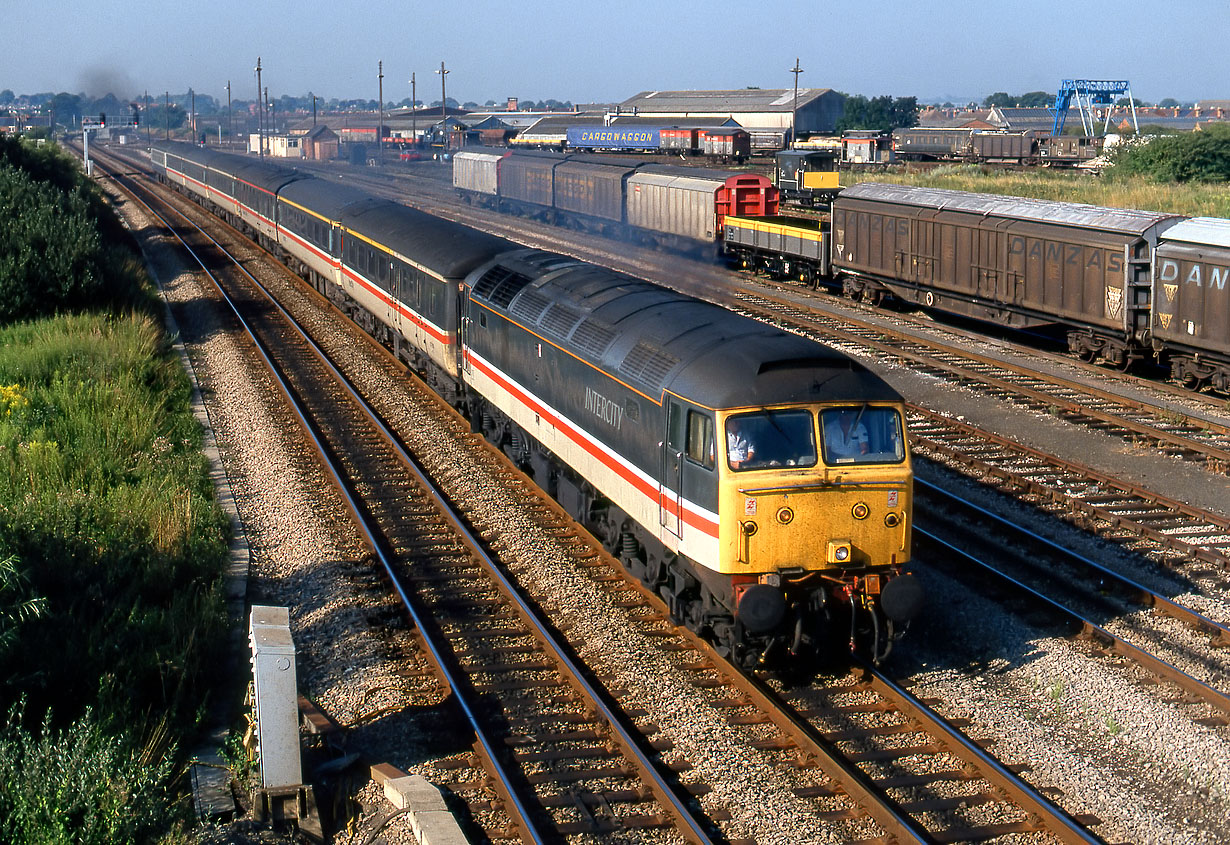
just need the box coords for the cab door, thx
[659,400,684,540]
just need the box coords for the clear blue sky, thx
[4,0,1226,105]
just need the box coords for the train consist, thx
[891,128,1104,166]
[557,125,754,161]
[149,140,920,666]
[453,148,779,252]
[724,184,1230,392]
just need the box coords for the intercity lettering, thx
[584,386,623,430]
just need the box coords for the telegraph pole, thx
[311,92,317,128]
[378,60,384,164]
[409,73,416,148]
[189,87,195,142]
[144,91,150,148]
[436,61,449,149]
[255,57,263,158]
[164,91,169,140]
[226,80,232,150]
[789,58,803,148]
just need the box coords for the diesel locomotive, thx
[148,140,921,666]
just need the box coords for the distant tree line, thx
[836,94,919,133]
[979,91,1190,110]
[980,91,1053,108]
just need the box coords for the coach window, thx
[685,410,715,470]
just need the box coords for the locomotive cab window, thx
[821,405,905,465]
[685,411,714,470]
[726,410,816,471]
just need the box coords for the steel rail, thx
[106,157,717,844]
[112,166,554,841]
[914,525,1230,720]
[906,404,1230,570]
[853,659,1107,845]
[918,478,1230,649]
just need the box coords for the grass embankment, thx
[0,136,231,843]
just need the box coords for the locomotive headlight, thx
[851,502,870,520]
[827,540,853,565]
[884,512,901,528]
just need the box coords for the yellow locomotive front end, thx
[719,402,919,664]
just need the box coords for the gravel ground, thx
[106,152,1230,844]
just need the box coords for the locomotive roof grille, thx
[620,341,680,389]
[473,265,533,308]
[541,302,584,338]
[571,319,618,357]
[509,289,552,323]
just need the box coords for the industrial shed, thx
[616,88,845,141]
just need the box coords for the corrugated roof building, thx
[616,88,844,137]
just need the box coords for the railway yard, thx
[88,143,1230,845]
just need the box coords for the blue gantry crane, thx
[1052,80,1139,137]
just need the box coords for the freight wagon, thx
[453,149,779,250]
[830,183,1182,365]
[1152,217,1230,390]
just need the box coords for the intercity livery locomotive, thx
[148,140,921,666]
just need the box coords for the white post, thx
[249,606,301,789]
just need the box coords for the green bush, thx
[1108,124,1230,182]
[0,705,185,845]
[0,136,147,324]
[0,137,229,842]
[0,313,230,727]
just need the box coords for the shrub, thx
[0,313,229,729]
[1108,124,1230,182]
[0,704,185,845]
[0,136,147,324]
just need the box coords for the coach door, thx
[659,400,685,540]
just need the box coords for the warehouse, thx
[614,88,844,147]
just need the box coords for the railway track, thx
[97,145,1122,843]
[917,481,1230,728]
[99,153,722,843]
[906,407,1230,575]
